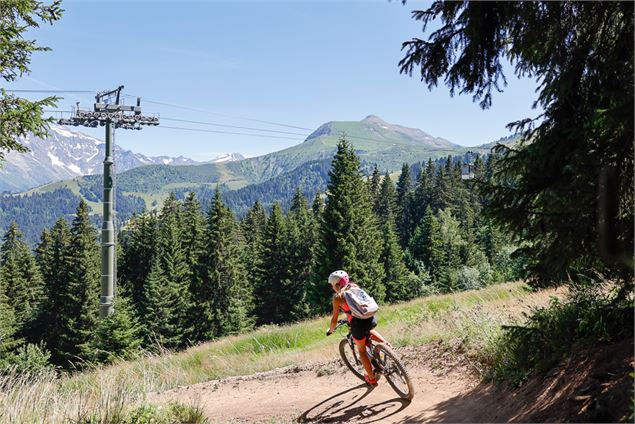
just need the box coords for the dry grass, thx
[0,282,559,423]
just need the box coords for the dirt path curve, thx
[153,345,493,423]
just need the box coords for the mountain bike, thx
[334,319,414,400]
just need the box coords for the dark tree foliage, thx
[241,200,267,288]
[32,201,100,367]
[0,188,81,246]
[0,222,43,340]
[376,172,397,226]
[379,203,410,303]
[180,192,206,301]
[0,286,18,365]
[253,202,290,325]
[395,163,413,247]
[142,256,186,349]
[142,195,191,348]
[192,189,251,340]
[368,164,381,213]
[88,296,143,365]
[313,138,385,309]
[221,159,331,217]
[118,211,159,310]
[0,0,62,160]
[0,186,145,247]
[286,189,316,319]
[62,200,100,364]
[400,1,634,287]
[36,218,71,364]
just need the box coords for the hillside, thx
[21,115,486,201]
[3,282,630,423]
[0,283,546,422]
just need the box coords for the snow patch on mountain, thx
[210,153,245,163]
[1,124,241,193]
[51,125,75,138]
[47,152,64,167]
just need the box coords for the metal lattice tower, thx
[59,85,159,318]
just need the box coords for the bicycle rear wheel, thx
[338,338,365,381]
[373,343,414,400]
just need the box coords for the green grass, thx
[23,178,82,196]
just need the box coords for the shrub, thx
[487,281,634,386]
[456,266,482,291]
[4,342,55,376]
[126,402,208,424]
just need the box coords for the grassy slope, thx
[0,282,558,423]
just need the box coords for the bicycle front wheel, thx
[339,338,365,381]
[373,343,414,400]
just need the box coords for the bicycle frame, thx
[335,319,380,371]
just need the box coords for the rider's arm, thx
[328,296,341,334]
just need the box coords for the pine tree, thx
[368,164,381,213]
[395,163,413,247]
[142,195,192,347]
[286,189,317,319]
[118,211,159,310]
[142,258,185,349]
[253,202,289,324]
[37,218,72,365]
[0,285,18,367]
[431,157,456,213]
[313,138,385,309]
[0,222,44,340]
[181,192,205,272]
[241,201,267,287]
[88,296,143,364]
[192,189,251,340]
[410,163,433,228]
[34,229,52,283]
[435,209,465,291]
[312,190,325,218]
[379,207,411,303]
[409,206,436,271]
[0,1,62,160]
[61,200,100,365]
[376,172,397,225]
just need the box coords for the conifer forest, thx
[0,140,520,370]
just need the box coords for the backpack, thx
[343,286,379,319]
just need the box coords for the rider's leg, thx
[354,337,376,381]
[369,329,388,344]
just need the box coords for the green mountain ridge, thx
[22,115,481,202]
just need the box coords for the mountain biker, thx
[325,270,388,387]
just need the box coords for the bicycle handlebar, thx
[334,319,349,331]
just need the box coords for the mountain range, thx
[1,115,502,244]
[0,124,244,193]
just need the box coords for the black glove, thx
[326,329,333,337]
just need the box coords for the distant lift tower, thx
[59,86,159,318]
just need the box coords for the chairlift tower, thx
[59,86,159,318]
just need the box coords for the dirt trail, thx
[153,337,633,423]
[153,345,490,423]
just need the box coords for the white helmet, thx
[328,270,350,290]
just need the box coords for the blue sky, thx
[9,0,542,160]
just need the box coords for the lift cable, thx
[4,89,95,93]
[157,125,304,141]
[124,94,313,131]
[161,117,310,137]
